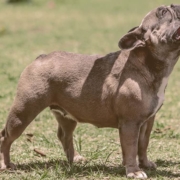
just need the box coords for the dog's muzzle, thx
[173,27,180,41]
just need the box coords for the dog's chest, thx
[151,77,168,116]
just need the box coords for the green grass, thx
[1,0,180,179]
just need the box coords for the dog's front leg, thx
[138,116,157,169]
[119,121,147,179]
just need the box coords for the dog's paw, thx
[139,160,157,169]
[73,155,86,163]
[9,162,16,170]
[0,162,16,171]
[127,171,147,179]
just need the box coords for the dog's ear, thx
[127,26,139,33]
[118,28,145,51]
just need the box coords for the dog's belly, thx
[50,105,118,128]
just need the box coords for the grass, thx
[0,0,180,179]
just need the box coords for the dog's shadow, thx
[16,159,125,177]
[147,159,180,178]
[14,159,180,178]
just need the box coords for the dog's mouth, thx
[173,27,180,41]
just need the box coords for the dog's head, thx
[119,4,180,60]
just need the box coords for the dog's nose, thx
[171,4,180,9]
[171,4,180,18]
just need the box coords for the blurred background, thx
[1,0,180,91]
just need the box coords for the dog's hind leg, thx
[52,110,85,164]
[138,116,157,169]
[0,96,48,170]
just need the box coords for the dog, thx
[1,4,180,179]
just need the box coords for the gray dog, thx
[1,4,180,179]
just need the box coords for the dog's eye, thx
[159,8,168,17]
[157,7,168,18]
[161,9,167,16]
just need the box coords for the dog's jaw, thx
[173,26,180,40]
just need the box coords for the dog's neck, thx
[126,48,179,93]
[133,48,179,78]
[106,48,179,93]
